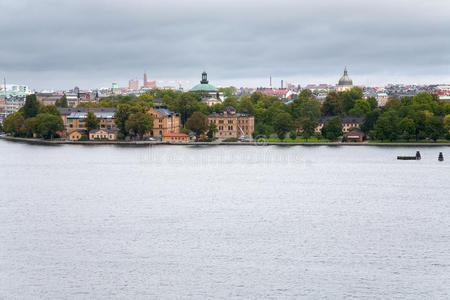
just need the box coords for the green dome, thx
[190,71,219,92]
[191,83,218,92]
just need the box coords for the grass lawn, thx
[267,137,331,143]
[369,139,450,143]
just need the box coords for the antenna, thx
[3,76,6,100]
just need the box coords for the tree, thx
[360,110,380,133]
[342,87,363,114]
[55,94,68,108]
[207,122,218,139]
[3,112,26,137]
[23,94,40,119]
[300,118,318,141]
[34,113,64,139]
[444,114,450,132]
[185,112,208,138]
[39,105,60,116]
[115,104,132,134]
[125,112,153,139]
[273,111,294,140]
[85,111,100,133]
[322,92,342,116]
[349,99,371,116]
[399,117,416,140]
[367,97,378,110]
[321,116,342,141]
[373,111,400,141]
[176,93,201,125]
[425,116,444,141]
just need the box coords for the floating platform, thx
[397,151,421,160]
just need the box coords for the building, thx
[129,79,139,90]
[147,107,181,137]
[0,96,26,122]
[337,67,353,92]
[316,116,365,134]
[162,132,190,143]
[0,84,31,98]
[208,106,254,139]
[57,107,116,133]
[190,72,224,106]
[376,92,389,106]
[89,128,119,140]
[345,129,365,142]
[68,130,86,141]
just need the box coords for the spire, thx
[344,66,348,76]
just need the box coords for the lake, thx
[1,140,449,299]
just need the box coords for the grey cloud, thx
[1,0,449,89]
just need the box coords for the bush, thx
[79,135,89,141]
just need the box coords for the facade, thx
[337,67,353,92]
[0,84,31,98]
[89,128,119,140]
[345,129,365,142]
[190,72,224,105]
[0,96,26,122]
[208,106,254,139]
[57,107,116,133]
[162,133,190,143]
[129,79,139,90]
[68,130,86,141]
[148,107,181,137]
[316,116,365,134]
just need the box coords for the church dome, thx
[190,71,219,92]
[338,67,353,86]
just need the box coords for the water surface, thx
[1,140,449,299]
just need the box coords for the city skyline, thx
[1,0,449,90]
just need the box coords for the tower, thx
[143,72,148,87]
[200,71,209,84]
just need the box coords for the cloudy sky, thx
[1,0,449,90]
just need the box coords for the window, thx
[219,120,224,124]
[228,120,233,124]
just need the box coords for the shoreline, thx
[1,135,449,147]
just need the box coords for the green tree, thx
[360,110,380,133]
[85,111,100,133]
[177,93,201,125]
[399,117,416,140]
[186,112,209,138]
[373,111,400,141]
[207,122,218,139]
[322,91,342,116]
[425,116,444,141]
[321,117,342,141]
[125,112,153,139]
[115,104,132,134]
[273,111,294,140]
[3,112,26,137]
[39,105,60,116]
[349,99,371,116]
[342,87,363,114]
[23,94,40,119]
[300,118,318,141]
[34,113,64,139]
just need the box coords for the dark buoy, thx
[416,151,421,160]
[438,152,444,161]
[397,151,421,160]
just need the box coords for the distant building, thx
[162,132,190,143]
[128,79,139,90]
[316,116,365,134]
[190,72,224,106]
[0,96,26,122]
[337,67,353,92]
[345,129,365,142]
[208,106,254,139]
[68,130,86,141]
[147,107,181,137]
[89,128,119,141]
[376,92,389,106]
[57,107,116,133]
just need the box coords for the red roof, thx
[163,133,189,137]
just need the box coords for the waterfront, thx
[1,140,449,299]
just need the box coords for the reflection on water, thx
[0,141,449,299]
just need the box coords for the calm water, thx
[1,140,449,299]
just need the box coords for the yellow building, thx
[68,130,86,141]
[57,107,116,133]
[162,133,190,143]
[208,106,254,139]
[148,107,181,137]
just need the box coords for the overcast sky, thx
[1,0,449,90]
